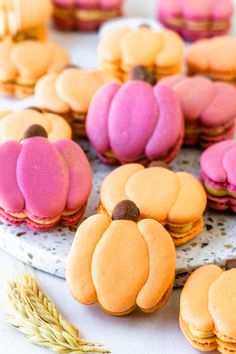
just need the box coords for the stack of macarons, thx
[35,66,118,137]
[0,38,69,98]
[52,0,124,31]
[158,0,233,41]
[0,0,52,40]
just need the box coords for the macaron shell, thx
[0,110,51,142]
[168,172,207,224]
[108,81,158,162]
[17,137,69,219]
[35,73,70,114]
[156,30,183,68]
[98,28,131,63]
[136,219,175,312]
[209,269,236,341]
[11,41,52,81]
[44,113,72,141]
[45,42,70,73]
[125,167,179,221]
[121,28,164,67]
[54,140,92,211]
[201,140,236,183]
[55,68,112,112]
[92,220,149,315]
[145,84,183,159]
[180,264,223,333]
[66,214,110,305]
[0,110,72,142]
[172,76,216,122]
[201,82,236,128]
[100,163,144,214]
[187,39,211,72]
[0,141,24,213]
[86,82,121,153]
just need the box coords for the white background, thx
[0,0,235,353]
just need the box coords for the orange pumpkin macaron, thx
[66,200,176,316]
[180,260,236,353]
[98,164,207,246]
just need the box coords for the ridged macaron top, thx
[100,164,206,225]
[201,140,236,188]
[0,38,69,84]
[86,78,183,164]
[0,108,72,142]
[160,75,236,127]
[0,134,92,220]
[35,67,118,114]
[98,27,184,70]
[158,0,233,21]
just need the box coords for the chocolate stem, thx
[129,65,157,86]
[112,200,140,222]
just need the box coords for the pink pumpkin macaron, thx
[86,66,184,165]
[0,124,92,231]
[200,140,236,212]
[158,0,233,41]
[52,0,123,31]
[160,75,236,148]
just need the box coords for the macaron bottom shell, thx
[0,203,87,231]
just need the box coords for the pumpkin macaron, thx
[98,164,207,246]
[0,107,72,142]
[86,65,184,165]
[180,261,236,353]
[66,200,176,316]
[0,124,92,231]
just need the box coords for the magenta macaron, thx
[52,0,123,31]
[160,75,236,148]
[86,66,184,166]
[158,0,233,41]
[200,140,236,212]
[0,125,92,231]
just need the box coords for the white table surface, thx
[0,0,235,353]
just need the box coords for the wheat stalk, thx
[3,273,110,353]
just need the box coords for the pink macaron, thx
[160,75,236,148]
[86,66,184,166]
[158,0,233,41]
[0,124,92,231]
[52,0,123,31]
[200,140,236,212]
